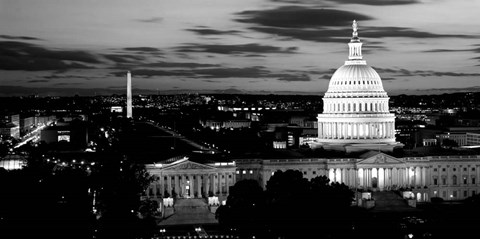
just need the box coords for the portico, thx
[145,158,236,198]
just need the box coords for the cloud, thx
[42,74,103,80]
[27,79,49,83]
[176,43,297,54]
[192,66,271,78]
[423,47,480,53]
[123,47,162,54]
[143,62,219,68]
[110,69,193,78]
[137,17,163,23]
[103,54,145,63]
[0,41,99,71]
[249,25,477,44]
[277,74,311,82]
[53,82,83,86]
[0,35,42,40]
[187,27,242,35]
[249,26,349,43]
[374,67,480,77]
[237,6,372,28]
[328,0,419,5]
[360,27,476,39]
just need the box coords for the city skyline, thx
[1,0,480,96]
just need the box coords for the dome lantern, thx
[348,20,363,61]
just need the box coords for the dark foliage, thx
[217,170,355,239]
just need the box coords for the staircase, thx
[160,198,218,226]
[371,191,415,212]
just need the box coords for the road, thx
[145,122,221,154]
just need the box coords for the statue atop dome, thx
[351,20,359,41]
[352,20,358,35]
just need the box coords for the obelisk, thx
[126,71,132,118]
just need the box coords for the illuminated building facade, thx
[316,21,402,152]
[145,157,236,200]
[236,152,480,202]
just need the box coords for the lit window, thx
[249,170,253,174]
[242,170,246,174]
[236,170,240,174]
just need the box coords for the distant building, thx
[40,121,88,148]
[0,123,20,139]
[201,119,251,130]
[0,154,26,170]
[466,132,480,147]
[20,116,36,136]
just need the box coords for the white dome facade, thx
[316,21,402,152]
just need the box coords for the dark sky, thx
[1,0,480,96]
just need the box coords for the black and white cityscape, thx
[1,1,480,239]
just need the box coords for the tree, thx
[217,170,356,239]
[216,180,267,237]
[94,157,154,239]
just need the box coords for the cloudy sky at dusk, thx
[1,0,479,96]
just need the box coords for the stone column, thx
[166,175,171,195]
[212,174,217,195]
[226,173,230,195]
[218,173,222,195]
[180,175,185,197]
[190,176,194,197]
[206,174,210,195]
[159,175,164,197]
[174,175,180,197]
[319,123,323,138]
[197,175,202,197]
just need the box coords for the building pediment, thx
[161,160,216,171]
[357,152,405,165]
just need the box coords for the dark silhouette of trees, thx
[216,179,268,237]
[217,170,355,239]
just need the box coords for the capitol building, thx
[145,21,480,206]
[316,20,402,153]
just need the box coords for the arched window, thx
[453,175,457,185]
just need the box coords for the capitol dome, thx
[316,20,403,153]
[326,64,386,96]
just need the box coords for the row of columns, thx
[319,121,394,140]
[148,172,235,198]
[328,166,429,189]
[324,100,388,113]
